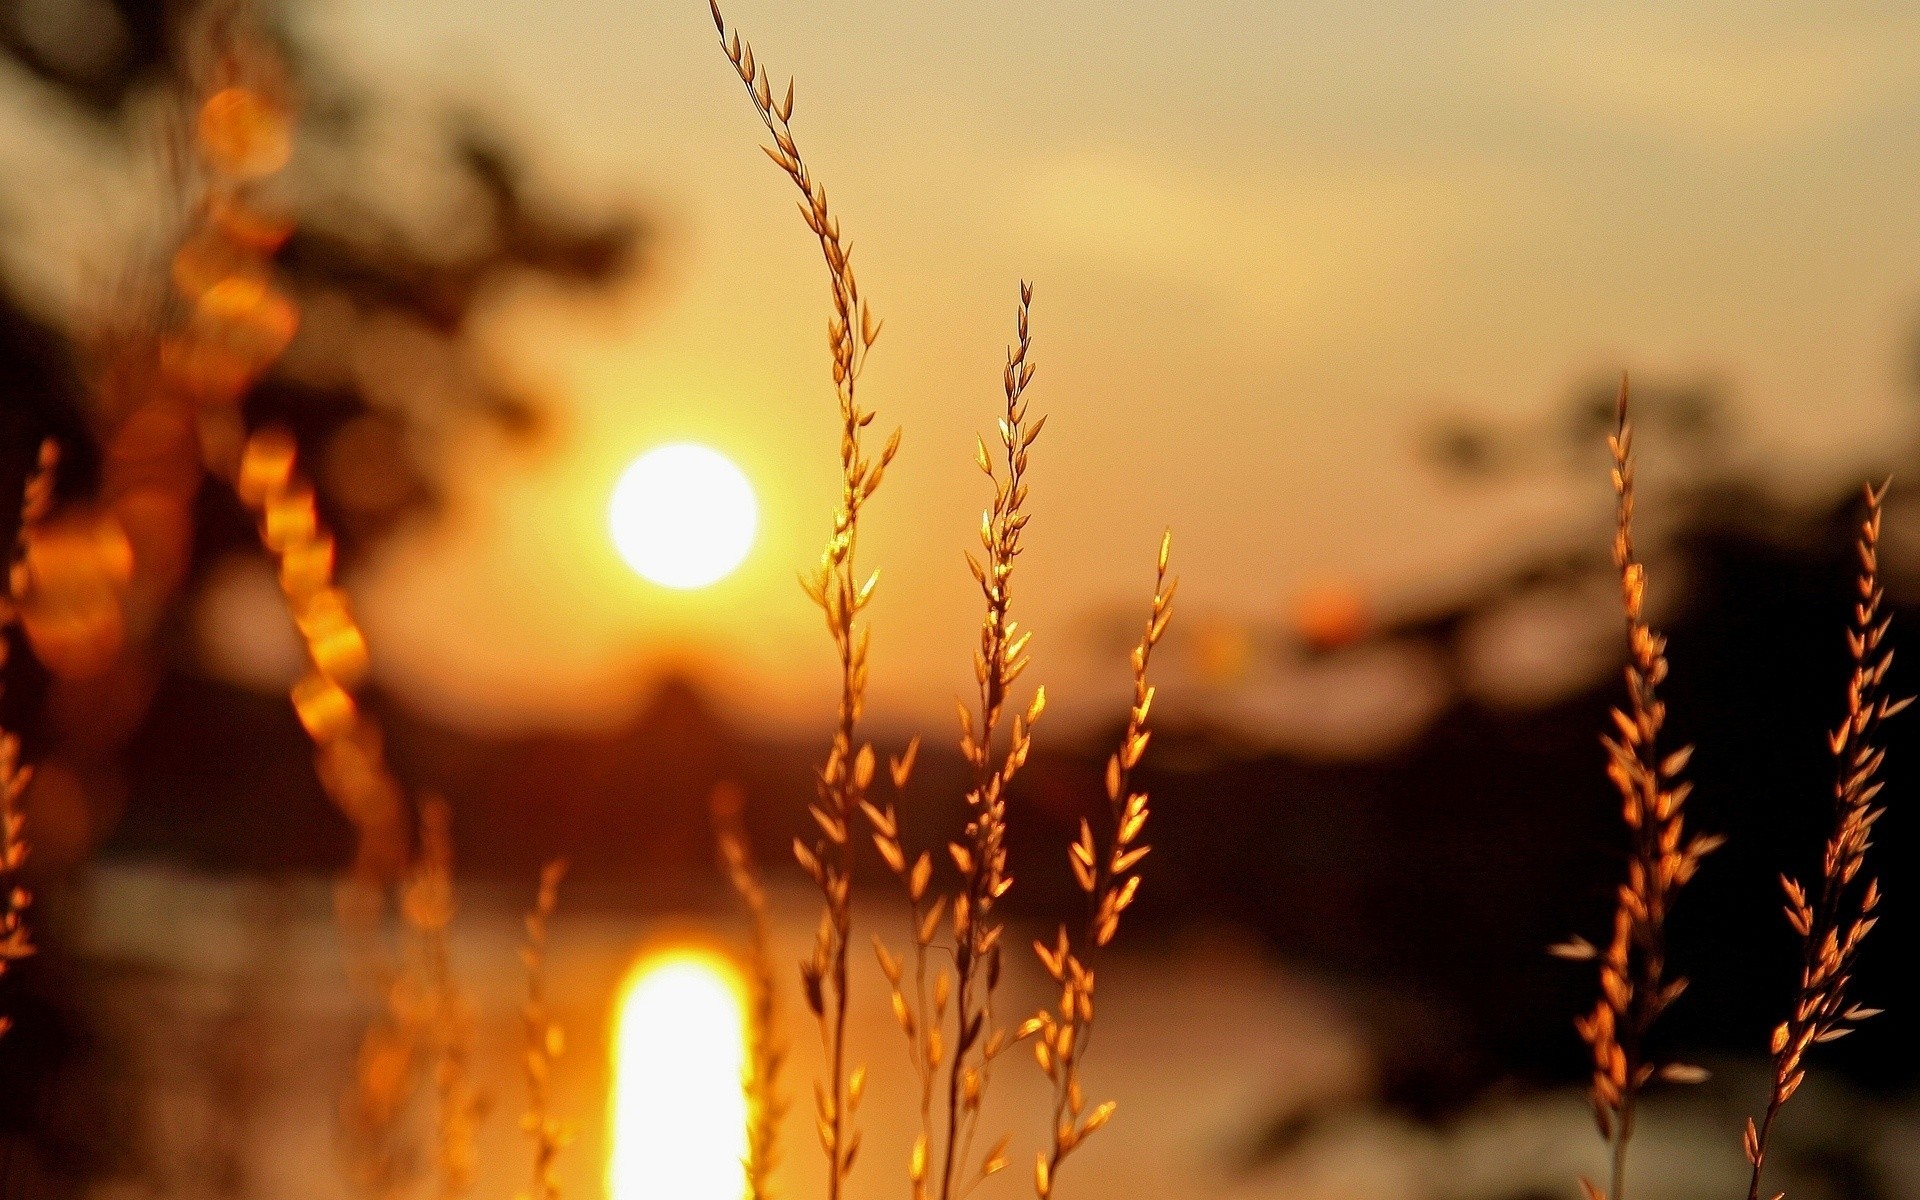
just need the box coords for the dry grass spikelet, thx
[935,281,1044,1200]
[1,439,59,1036]
[714,784,788,1200]
[706,15,1177,1200]
[2,456,130,683]
[0,735,32,1030]
[403,798,485,1200]
[1742,480,1906,1200]
[1026,532,1174,1200]
[865,733,943,1200]
[709,4,898,1195]
[866,285,1042,1200]
[338,985,420,1200]
[1555,377,1721,1200]
[519,858,572,1200]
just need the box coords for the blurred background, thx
[6,1,1920,1198]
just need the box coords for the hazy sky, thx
[296,0,1920,738]
[17,1,1920,739]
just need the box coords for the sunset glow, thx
[4,1,1918,1198]
[610,444,757,590]
[607,949,750,1200]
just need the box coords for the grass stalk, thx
[1559,377,1720,1200]
[935,282,1045,1200]
[708,5,898,1194]
[0,439,58,1035]
[402,798,482,1200]
[867,737,942,1200]
[1743,480,1906,1200]
[714,784,788,1200]
[1027,533,1174,1199]
[519,858,571,1200]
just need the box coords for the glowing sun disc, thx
[611,444,757,589]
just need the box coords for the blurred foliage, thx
[1423,371,1729,482]
[2,1,648,1184]
[1,0,647,572]
[0,0,649,857]
[0,0,166,113]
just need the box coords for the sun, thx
[610,443,758,589]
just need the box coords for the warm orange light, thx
[1292,581,1370,652]
[607,948,749,1200]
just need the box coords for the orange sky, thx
[15,1,1920,740]
[322,0,1920,738]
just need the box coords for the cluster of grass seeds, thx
[1742,481,1907,1200]
[237,361,562,1200]
[166,17,415,892]
[0,439,58,1034]
[238,392,546,1200]
[866,739,942,1200]
[922,281,1046,1200]
[1560,384,1906,1200]
[709,5,896,1195]
[1556,379,1721,1200]
[167,7,300,481]
[865,285,1049,1200]
[1026,532,1174,1199]
[707,11,1175,1199]
[0,736,30,1032]
[714,784,788,1200]
[235,422,426,1200]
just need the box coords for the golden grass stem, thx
[708,6,898,1194]
[933,281,1044,1200]
[1743,480,1905,1200]
[865,738,942,1199]
[704,19,1176,1199]
[403,798,481,1200]
[1560,377,1720,1200]
[714,784,788,1200]
[0,439,58,1036]
[865,286,1042,1200]
[1027,533,1174,1199]
[519,858,571,1200]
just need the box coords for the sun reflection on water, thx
[608,948,750,1200]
